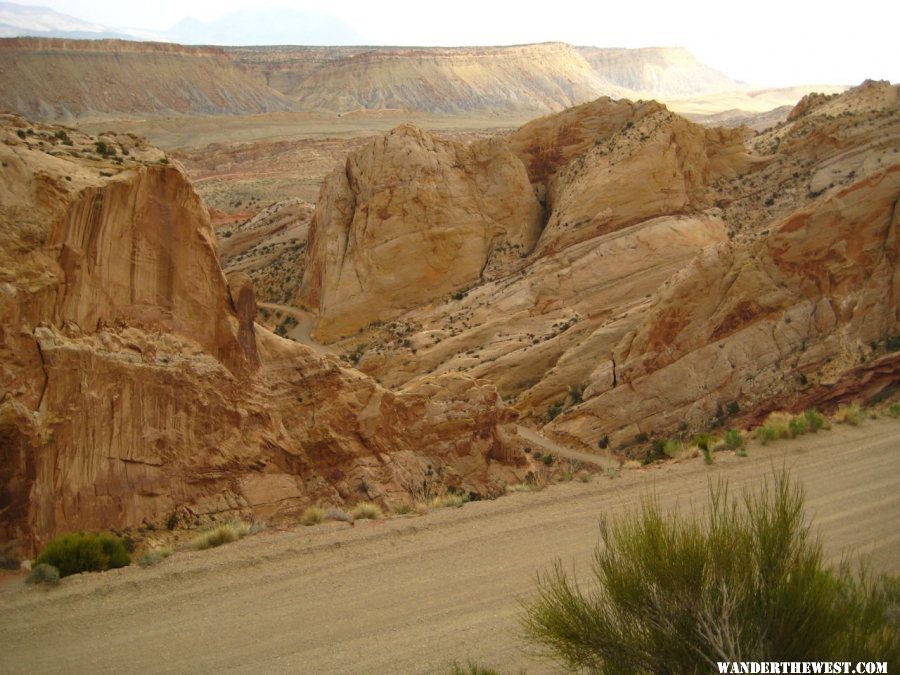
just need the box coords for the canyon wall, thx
[0,115,525,554]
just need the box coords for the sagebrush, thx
[520,473,899,672]
[35,532,130,578]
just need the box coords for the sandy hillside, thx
[1,419,898,674]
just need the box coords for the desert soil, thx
[1,419,898,674]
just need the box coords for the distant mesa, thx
[1,32,777,121]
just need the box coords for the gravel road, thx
[2,419,898,674]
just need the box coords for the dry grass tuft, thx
[190,521,250,550]
[300,506,325,526]
[350,502,383,520]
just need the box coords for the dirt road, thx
[257,302,332,353]
[516,425,618,470]
[2,419,898,674]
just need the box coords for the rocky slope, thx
[0,38,296,120]
[299,81,899,454]
[575,46,739,98]
[234,43,633,116]
[0,115,526,555]
[229,43,747,116]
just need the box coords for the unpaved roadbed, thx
[2,419,898,674]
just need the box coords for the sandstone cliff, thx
[300,124,543,340]
[300,82,898,454]
[0,38,295,120]
[0,115,525,554]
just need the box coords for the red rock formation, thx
[0,115,525,554]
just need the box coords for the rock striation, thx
[0,115,525,554]
[0,38,296,120]
[300,82,899,454]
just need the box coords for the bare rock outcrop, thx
[300,124,543,341]
[550,165,899,447]
[311,83,898,451]
[0,115,524,553]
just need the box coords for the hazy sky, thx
[13,0,900,86]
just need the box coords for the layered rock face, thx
[232,43,634,115]
[229,43,742,116]
[302,82,898,452]
[0,115,524,553]
[300,124,543,340]
[0,38,295,120]
[575,46,739,98]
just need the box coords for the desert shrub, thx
[755,425,776,444]
[431,493,470,509]
[520,474,900,671]
[693,433,713,451]
[300,506,325,526]
[889,403,900,418]
[16,129,26,139]
[788,415,809,438]
[392,502,413,515]
[324,507,354,523]
[26,563,60,586]
[578,472,592,483]
[661,439,683,459]
[724,428,744,451]
[541,454,554,466]
[804,409,826,431]
[701,444,714,465]
[190,521,250,550]
[643,440,668,464]
[546,401,564,422]
[350,503,383,520]
[756,414,791,445]
[138,548,172,568]
[35,532,130,578]
[835,404,864,426]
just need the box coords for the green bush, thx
[693,433,713,451]
[35,532,130,578]
[804,409,826,431]
[724,428,744,451]
[889,403,900,418]
[788,415,809,438]
[520,473,899,671]
[26,563,60,586]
